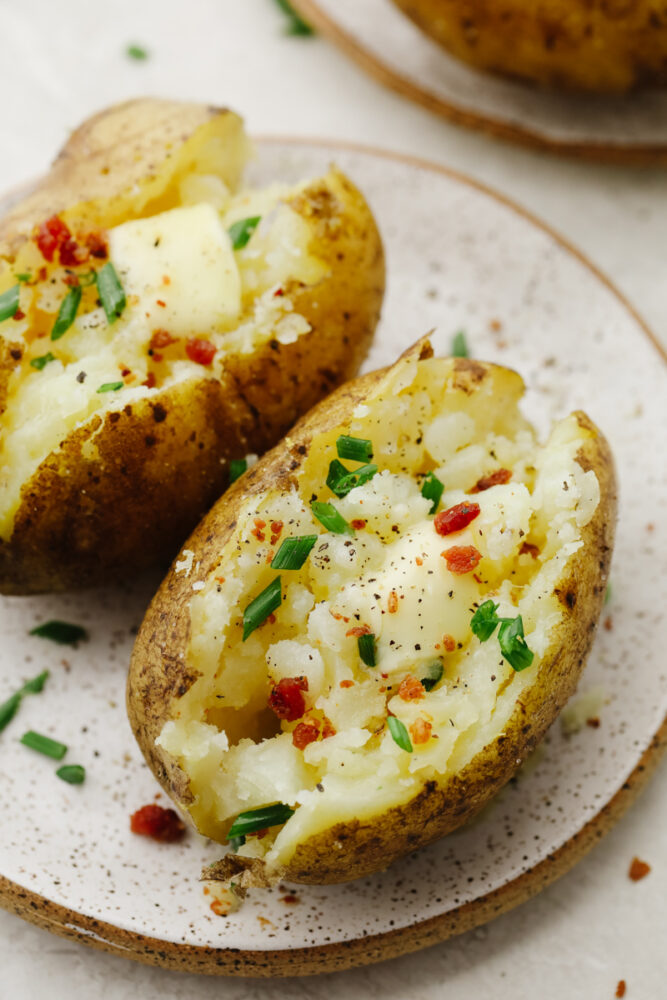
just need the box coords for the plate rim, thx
[1,135,665,977]
[290,0,667,167]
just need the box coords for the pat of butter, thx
[108,203,241,335]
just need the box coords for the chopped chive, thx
[227,802,295,839]
[30,620,88,645]
[421,471,444,514]
[498,616,534,672]
[470,600,500,642]
[56,764,86,784]
[20,730,67,760]
[15,273,31,283]
[326,459,378,498]
[242,576,282,641]
[387,716,412,753]
[358,632,376,667]
[273,0,314,35]
[20,670,50,695]
[336,435,373,463]
[311,501,354,535]
[126,43,149,60]
[228,835,246,851]
[229,458,247,483]
[271,535,317,570]
[420,660,443,692]
[604,582,612,605]
[96,262,126,324]
[228,216,261,251]
[451,330,468,358]
[51,285,81,340]
[77,269,98,287]
[97,381,124,393]
[30,352,56,371]
[0,284,20,322]
[0,693,21,733]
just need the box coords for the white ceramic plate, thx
[291,0,667,165]
[1,140,665,977]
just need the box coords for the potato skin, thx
[127,347,617,886]
[0,101,384,593]
[392,0,667,93]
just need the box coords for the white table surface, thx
[0,1,664,996]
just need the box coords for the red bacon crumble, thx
[628,857,651,881]
[130,803,186,842]
[320,717,336,739]
[409,717,432,745]
[12,309,25,321]
[35,215,71,262]
[615,980,627,998]
[351,519,367,530]
[270,521,284,546]
[442,634,456,652]
[150,328,178,350]
[387,590,399,614]
[292,719,320,749]
[185,337,216,365]
[339,679,355,689]
[398,675,425,701]
[441,545,482,575]
[519,541,540,558]
[434,502,480,536]
[470,468,512,494]
[86,231,108,259]
[142,372,157,388]
[268,676,308,721]
[59,237,88,266]
[346,624,371,638]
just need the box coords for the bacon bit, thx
[38,266,47,281]
[273,287,284,297]
[186,337,216,365]
[398,675,425,701]
[265,550,274,564]
[12,309,25,321]
[470,468,512,494]
[519,541,540,559]
[434,502,481,536]
[604,616,613,631]
[35,215,71,262]
[340,679,355,689]
[415,556,424,567]
[85,231,108,259]
[615,980,627,998]
[267,613,276,625]
[586,717,600,728]
[215,576,226,584]
[156,299,166,308]
[442,634,456,652]
[130,803,186,842]
[251,518,266,542]
[210,898,227,916]
[346,624,371,638]
[409,717,432,745]
[59,237,88,266]
[473,573,483,584]
[162,274,171,285]
[123,373,136,384]
[351,519,367,530]
[150,328,177,350]
[142,372,157,388]
[268,676,308,721]
[63,273,80,286]
[120,367,131,376]
[292,720,320,749]
[320,717,336,739]
[248,828,269,840]
[442,545,482,575]
[280,893,300,904]
[387,590,399,614]
[270,520,284,545]
[628,857,651,881]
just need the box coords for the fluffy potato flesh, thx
[391,0,667,93]
[0,99,384,591]
[129,342,616,896]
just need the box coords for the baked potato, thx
[127,338,616,900]
[0,98,384,593]
[391,0,667,93]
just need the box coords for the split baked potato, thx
[0,98,384,593]
[128,338,616,900]
[391,0,667,93]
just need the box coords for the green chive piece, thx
[30,620,88,645]
[498,615,534,671]
[420,660,444,692]
[242,576,282,641]
[228,835,246,851]
[20,670,50,695]
[126,43,149,60]
[0,284,20,322]
[97,381,124,393]
[96,262,126,324]
[16,273,31,283]
[451,330,468,358]
[605,582,612,605]
[271,535,317,571]
[311,501,354,535]
[387,716,413,753]
[56,764,86,784]
[228,216,261,251]
[20,730,67,760]
[421,471,444,514]
[77,269,97,288]
[326,459,378,498]
[0,693,21,733]
[336,435,373,463]
[227,802,295,840]
[273,0,314,35]
[30,352,56,371]
[229,458,247,483]
[470,600,500,642]
[51,285,82,341]
[358,632,376,667]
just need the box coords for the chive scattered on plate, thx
[126,43,149,60]
[451,330,468,358]
[272,0,314,36]
[56,764,86,784]
[30,621,88,645]
[0,671,49,734]
[20,730,67,760]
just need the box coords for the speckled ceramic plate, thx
[291,0,667,165]
[1,140,665,977]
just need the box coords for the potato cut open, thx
[129,342,616,897]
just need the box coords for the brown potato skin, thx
[127,346,617,886]
[392,0,667,93]
[0,102,384,593]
